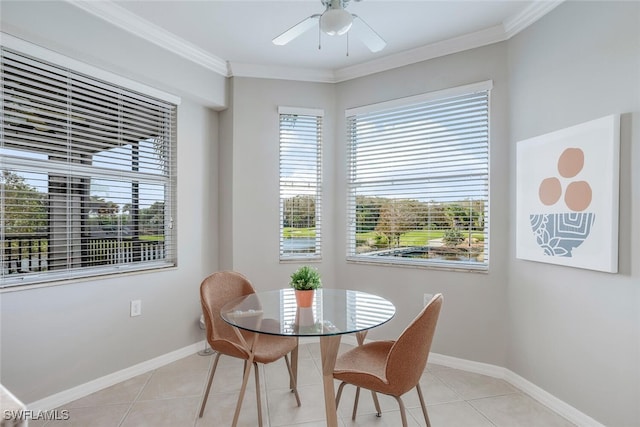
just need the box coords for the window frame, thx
[278,106,323,262]
[1,35,179,290]
[345,81,492,272]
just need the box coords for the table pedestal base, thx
[319,335,341,427]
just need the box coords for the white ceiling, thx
[71,0,563,82]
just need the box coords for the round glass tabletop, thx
[221,288,396,337]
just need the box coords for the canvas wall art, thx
[516,115,620,273]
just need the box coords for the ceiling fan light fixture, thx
[320,8,353,36]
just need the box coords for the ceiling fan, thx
[272,0,386,53]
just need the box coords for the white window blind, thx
[279,107,323,260]
[346,83,490,270]
[1,47,177,288]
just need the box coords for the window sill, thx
[279,256,322,264]
[0,263,177,293]
[346,256,489,273]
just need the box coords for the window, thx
[346,81,491,270]
[1,45,178,288]
[279,107,323,260]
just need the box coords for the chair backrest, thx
[200,271,256,354]
[385,293,443,396]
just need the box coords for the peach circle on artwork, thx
[564,180,592,212]
[557,147,584,178]
[538,177,562,206]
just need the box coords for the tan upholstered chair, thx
[333,293,443,427]
[198,271,301,426]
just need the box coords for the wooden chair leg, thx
[199,352,221,418]
[335,381,347,409]
[231,356,253,427]
[352,386,361,420]
[254,363,262,427]
[284,354,301,406]
[416,383,431,427]
[371,391,382,417]
[394,395,408,427]
[289,342,299,390]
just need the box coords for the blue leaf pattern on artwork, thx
[530,213,595,257]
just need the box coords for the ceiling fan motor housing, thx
[273,0,385,52]
[320,9,353,36]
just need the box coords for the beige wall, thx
[222,46,510,367]
[0,99,219,404]
[332,42,511,363]
[0,2,221,403]
[1,2,638,425]
[223,56,509,368]
[223,77,337,287]
[507,2,640,425]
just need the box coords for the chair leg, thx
[371,391,382,417]
[231,356,253,427]
[416,383,431,427]
[199,352,221,418]
[335,381,347,409]
[284,354,301,406]
[352,387,361,420]
[254,362,263,427]
[289,342,299,390]
[393,395,408,427]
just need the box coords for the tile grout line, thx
[463,398,500,427]
[117,366,157,427]
[42,345,576,427]
[426,368,518,426]
[192,352,216,427]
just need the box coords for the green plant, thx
[373,233,390,247]
[289,265,322,291]
[443,227,465,246]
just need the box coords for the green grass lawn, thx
[284,227,484,244]
[283,227,316,238]
[400,230,445,245]
[356,229,484,245]
[139,235,164,241]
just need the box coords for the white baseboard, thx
[26,341,205,412]
[503,369,605,427]
[26,339,604,427]
[297,336,603,426]
[428,352,505,378]
[428,352,605,427]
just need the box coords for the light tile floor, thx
[33,342,575,427]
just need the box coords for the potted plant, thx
[289,265,322,307]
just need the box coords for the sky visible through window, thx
[1,138,163,210]
[279,121,318,198]
[352,109,487,203]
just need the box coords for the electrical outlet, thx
[130,299,142,317]
[423,293,433,306]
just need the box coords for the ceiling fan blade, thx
[273,14,321,46]
[351,14,386,52]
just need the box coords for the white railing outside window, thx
[1,42,178,288]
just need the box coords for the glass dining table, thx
[221,288,396,427]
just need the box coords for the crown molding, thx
[229,24,506,83]
[229,62,336,83]
[67,0,564,84]
[334,0,565,83]
[334,24,507,83]
[503,0,565,39]
[66,0,229,77]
